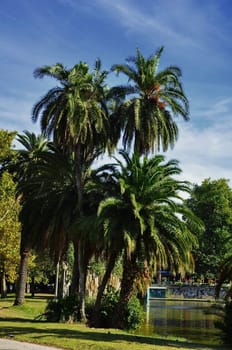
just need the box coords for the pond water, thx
[137,299,222,345]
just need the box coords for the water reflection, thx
[139,300,221,345]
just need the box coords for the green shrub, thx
[45,294,80,322]
[44,288,144,331]
[124,295,144,330]
[44,298,62,322]
[45,294,94,322]
[97,287,144,330]
[98,286,119,328]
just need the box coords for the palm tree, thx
[15,134,83,305]
[11,131,51,305]
[30,49,190,320]
[111,47,189,154]
[83,164,122,325]
[32,59,114,320]
[97,151,199,328]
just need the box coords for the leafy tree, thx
[0,129,17,163]
[0,130,20,298]
[28,250,56,296]
[0,171,21,297]
[186,178,232,278]
[111,47,189,154]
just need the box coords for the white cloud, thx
[166,120,232,185]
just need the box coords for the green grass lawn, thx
[0,295,229,350]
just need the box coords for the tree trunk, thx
[1,270,7,298]
[70,240,79,295]
[78,240,86,322]
[30,276,35,297]
[55,261,60,297]
[156,260,162,284]
[14,248,30,305]
[91,251,118,326]
[74,143,87,322]
[113,256,139,329]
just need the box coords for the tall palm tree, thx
[97,151,200,328]
[32,59,114,320]
[111,47,189,154]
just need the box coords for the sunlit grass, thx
[0,295,228,350]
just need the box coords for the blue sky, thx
[1,0,232,185]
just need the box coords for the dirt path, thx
[0,338,63,350]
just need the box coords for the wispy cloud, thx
[192,98,232,123]
[91,0,232,67]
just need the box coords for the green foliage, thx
[28,250,56,284]
[88,259,106,276]
[32,59,111,157]
[98,286,119,327]
[98,151,199,283]
[0,130,21,283]
[45,294,95,322]
[123,295,145,330]
[186,178,232,277]
[96,286,144,330]
[44,286,144,330]
[45,294,81,322]
[88,256,123,278]
[0,129,17,163]
[111,48,189,154]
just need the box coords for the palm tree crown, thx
[112,47,189,154]
[98,151,198,276]
[32,59,110,156]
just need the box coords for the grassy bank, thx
[0,295,229,350]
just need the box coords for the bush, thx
[98,286,119,328]
[44,288,144,331]
[45,294,80,322]
[97,286,144,330]
[124,295,144,330]
[44,294,94,323]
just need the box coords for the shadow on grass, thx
[25,294,54,300]
[0,320,228,350]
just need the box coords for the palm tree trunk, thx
[91,250,118,326]
[78,240,86,321]
[14,248,30,305]
[75,143,87,322]
[113,255,139,329]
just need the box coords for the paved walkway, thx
[0,339,63,350]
